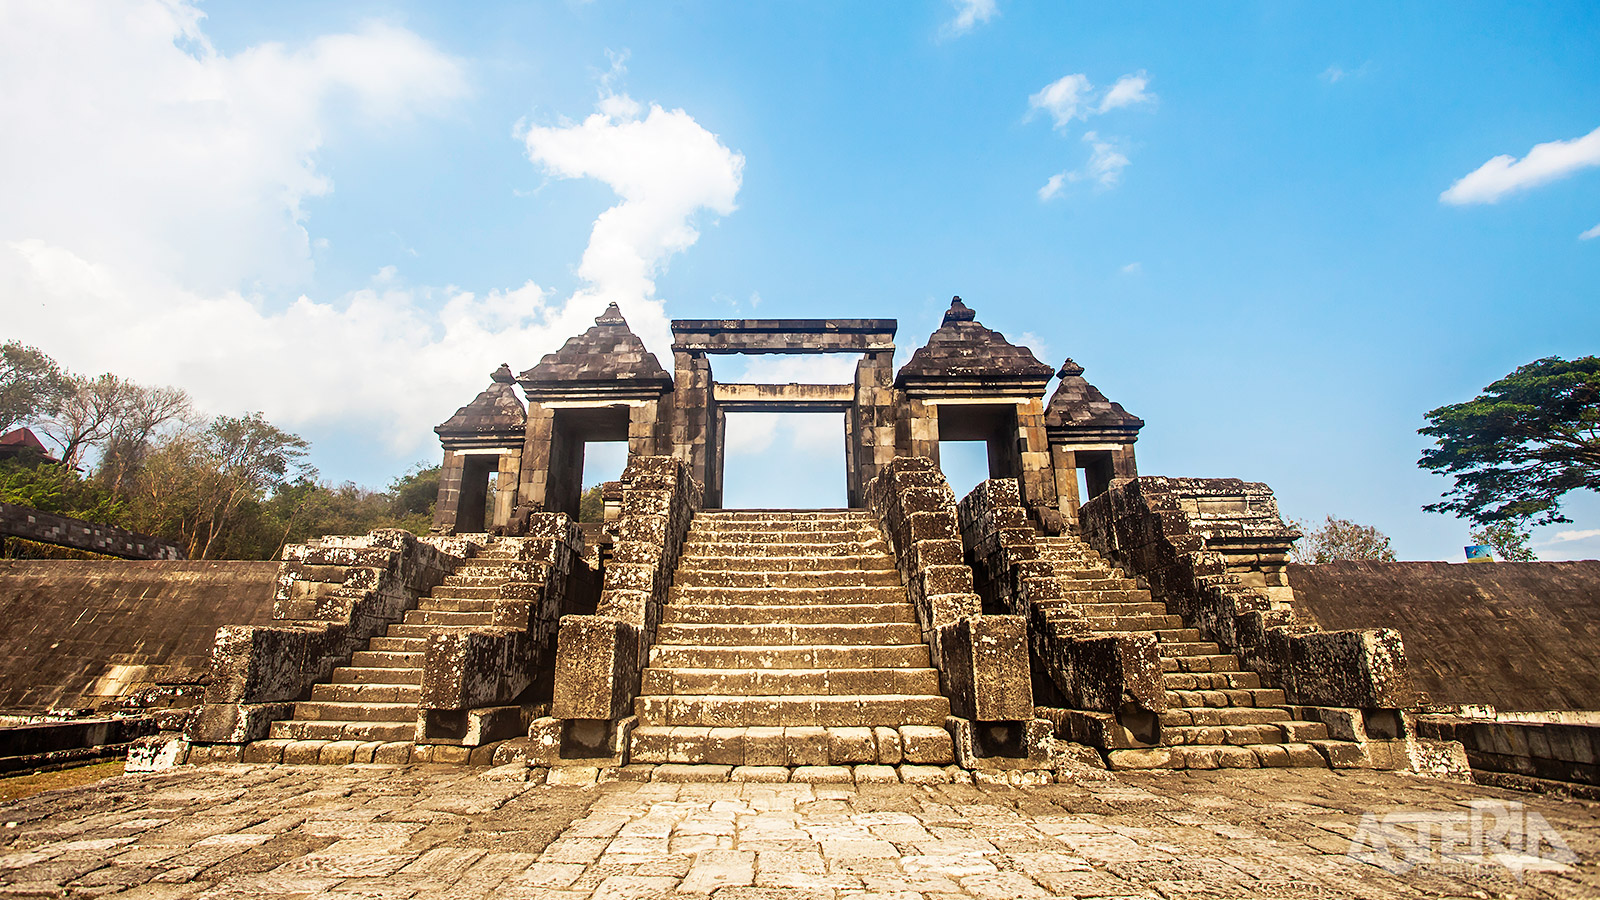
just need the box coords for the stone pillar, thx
[515,401,556,517]
[896,395,940,463]
[1013,398,1059,533]
[432,450,465,531]
[672,351,714,498]
[1050,445,1081,532]
[492,449,522,529]
[850,351,897,508]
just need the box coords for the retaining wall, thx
[0,560,277,713]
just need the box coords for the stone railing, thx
[1079,476,1416,711]
[1,501,184,560]
[865,458,1035,750]
[548,456,700,757]
[188,530,455,745]
[416,515,589,746]
[957,479,1164,726]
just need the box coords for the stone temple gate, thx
[181,296,1445,782]
[433,298,1142,532]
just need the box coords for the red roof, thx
[0,427,60,463]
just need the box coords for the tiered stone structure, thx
[176,296,1460,781]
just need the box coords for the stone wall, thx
[550,456,700,756]
[865,457,1034,727]
[957,479,1163,720]
[1080,477,1416,711]
[1,501,184,560]
[1292,560,1600,712]
[0,560,277,714]
[190,530,455,745]
[1416,715,1600,793]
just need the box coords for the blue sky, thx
[2,1,1596,560]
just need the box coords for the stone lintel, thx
[712,383,854,412]
[671,318,896,353]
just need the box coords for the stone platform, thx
[1,765,1594,898]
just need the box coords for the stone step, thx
[1156,629,1202,643]
[696,510,874,524]
[351,649,423,667]
[683,529,877,545]
[1042,600,1166,617]
[1166,687,1287,708]
[366,637,427,653]
[441,574,519,588]
[1154,640,1221,656]
[386,623,488,638]
[330,666,422,686]
[679,541,890,558]
[429,585,505,600]
[401,609,497,627]
[627,724,956,767]
[676,555,896,574]
[668,585,908,606]
[1037,576,1142,592]
[1082,614,1184,630]
[661,603,916,626]
[1162,671,1261,690]
[674,569,902,589]
[640,667,941,697]
[1106,742,1331,770]
[414,598,497,613]
[269,719,416,742]
[1160,720,1331,747]
[649,644,931,670]
[1162,653,1243,673]
[654,622,923,647]
[310,682,422,704]
[292,701,418,723]
[634,694,951,728]
[1160,706,1293,727]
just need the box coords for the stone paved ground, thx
[1,764,1596,899]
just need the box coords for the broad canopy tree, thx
[1419,355,1600,526]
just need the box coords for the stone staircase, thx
[262,540,529,756]
[628,510,960,774]
[1033,535,1349,770]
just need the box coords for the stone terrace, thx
[1,765,1595,898]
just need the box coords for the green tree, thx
[1419,356,1600,526]
[1470,521,1538,562]
[1292,516,1398,564]
[0,341,68,434]
[578,483,605,523]
[0,453,122,522]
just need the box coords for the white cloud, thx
[1098,72,1153,113]
[942,0,998,38]
[1080,132,1131,187]
[1029,70,1155,129]
[521,90,745,354]
[1037,134,1132,200]
[1321,62,1374,84]
[1029,74,1093,130]
[0,4,744,458]
[1121,262,1142,274]
[1016,331,1049,363]
[1545,528,1600,545]
[1440,125,1600,205]
[0,3,466,293]
[1580,223,1600,241]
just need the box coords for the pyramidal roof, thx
[895,297,1054,392]
[1044,358,1144,440]
[435,364,527,444]
[518,302,673,399]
